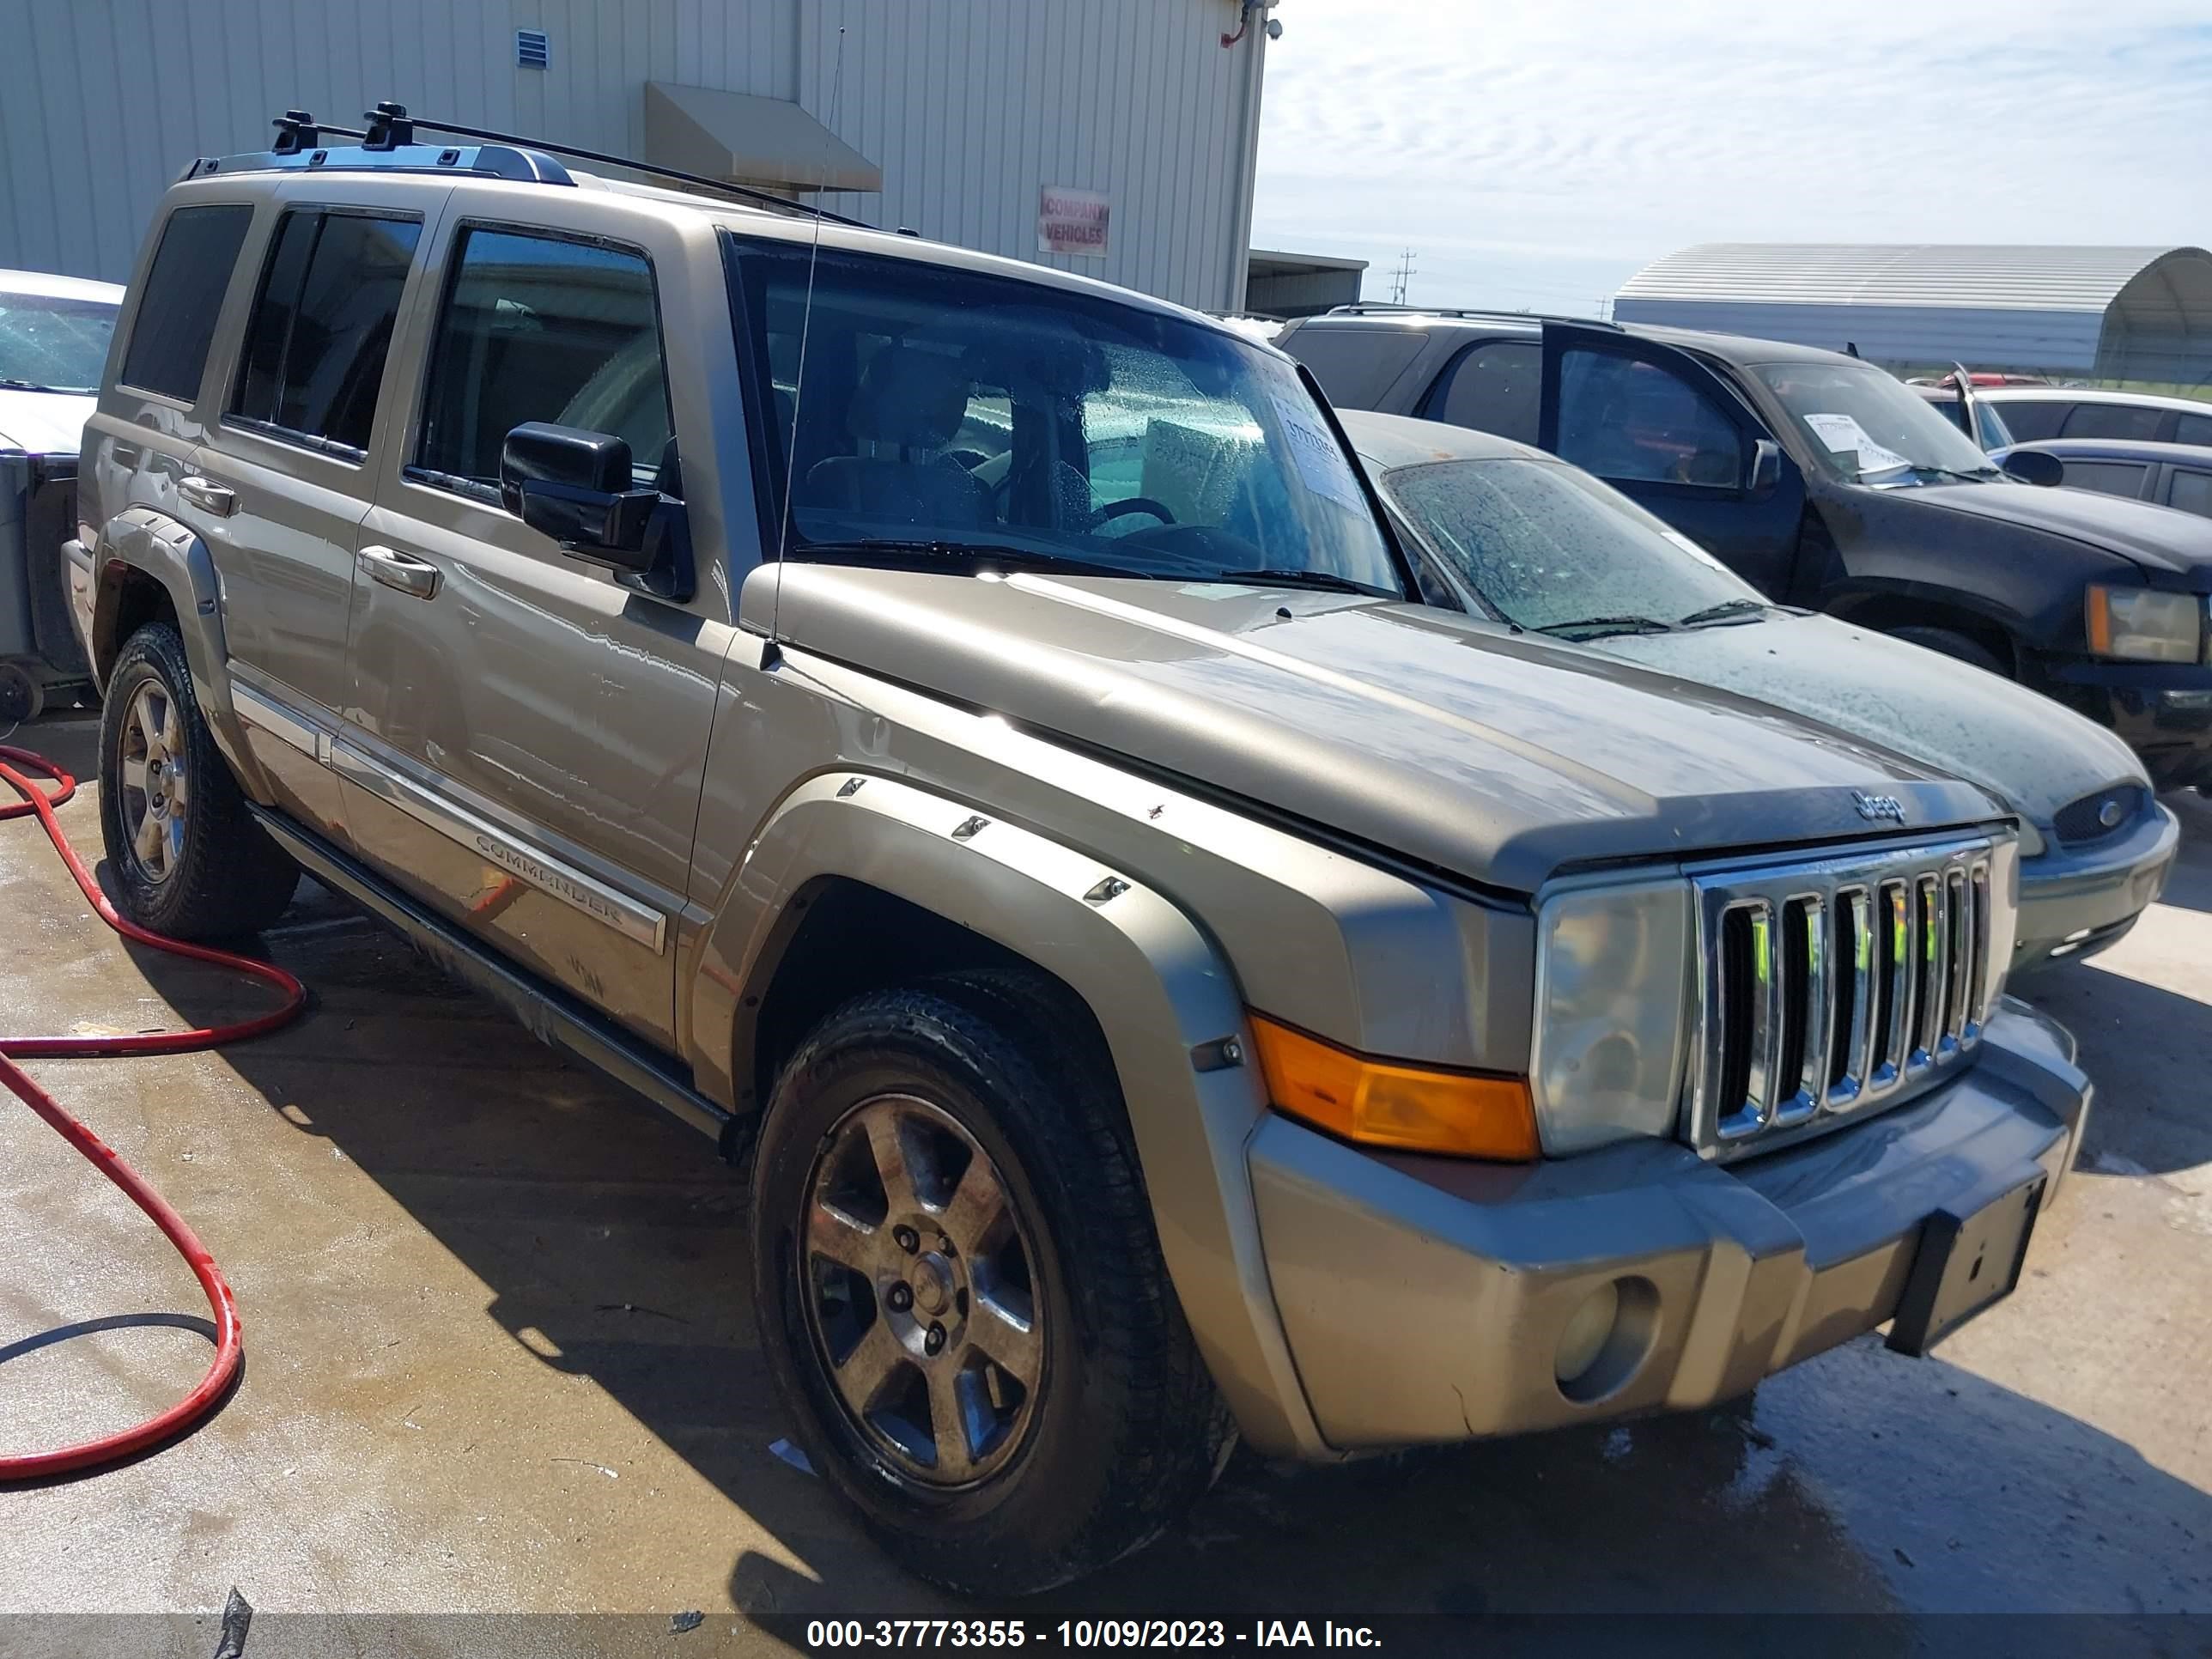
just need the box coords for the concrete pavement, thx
[3,709,2208,1650]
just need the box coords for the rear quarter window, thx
[118,204,254,403]
[1279,325,1427,409]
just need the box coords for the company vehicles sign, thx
[1037,185,1110,258]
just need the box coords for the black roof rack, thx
[183,103,872,229]
[1324,301,1621,330]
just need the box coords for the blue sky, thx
[1249,0,2212,317]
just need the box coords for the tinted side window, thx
[1429,341,1540,443]
[1556,349,1742,488]
[231,210,421,454]
[2063,403,2165,441]
[1991,399,2068,441]
[2172,411,2212,447]
[118,204,254,401]
[2058,459,2151,499]
[1281,325,1427,409]
[2164,469,2212,519]
[416,228,673,495]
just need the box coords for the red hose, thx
[1,741,305,1479]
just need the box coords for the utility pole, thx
[1388,248,1417,306]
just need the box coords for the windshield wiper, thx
[795,538,1149,581]
[1858,462,2000,485]
[1535,613,1674,638]
[1677,598,1769,627]
[0,377,86,394]
[1212,568,1392,596]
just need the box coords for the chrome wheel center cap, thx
[910,1252,955,1318]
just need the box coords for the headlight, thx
[2086,584,2203,664]
[1531,878,1692,1154]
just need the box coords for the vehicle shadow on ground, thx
[2148,791,2212,915]
[99,894,2209,1632]
[21,714,2209,1632]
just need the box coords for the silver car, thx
[1344,409,2179,972]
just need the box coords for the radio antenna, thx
[770,24,848,642]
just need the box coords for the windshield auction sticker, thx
[1269,392,1368,514]
[1802,411,1912,476]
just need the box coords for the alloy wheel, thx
[799,1093,1044,1486]
[117,680,188,884]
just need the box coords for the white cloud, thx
[1251,0,2212,313]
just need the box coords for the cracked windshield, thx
[1383,456,1764,636]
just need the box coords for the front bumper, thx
[2013,802,2179,973]
[2044,656,2212,792]
[1249,1000,2089,1453]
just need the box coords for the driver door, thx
[1538,323,1806,599]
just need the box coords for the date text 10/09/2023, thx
[805,1621,1383,1650]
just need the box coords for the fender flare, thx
[696,769,1334,1459]
[92,509,267,796]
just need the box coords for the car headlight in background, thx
[1530,878,1692,1155]
[2085,584,2203,664]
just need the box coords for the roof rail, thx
[1324,301,1621,330]
[183,103,872,229]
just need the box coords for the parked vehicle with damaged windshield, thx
[72,117,2091,1596]
[1342,408,2177,971]
[0,267,121,722]
[1280,308,2212,794]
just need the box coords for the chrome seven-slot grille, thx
[1687,836,2009,1157]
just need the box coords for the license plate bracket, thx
[1886,1173,2046,1357]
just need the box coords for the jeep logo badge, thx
[1852,791,1907,825]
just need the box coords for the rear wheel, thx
[750,973,1230,1595]
[98,623,299,939]
[1887,625,2008,677]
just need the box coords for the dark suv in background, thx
[1280,307,2212,793]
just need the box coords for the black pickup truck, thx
[1280,308,2212,792]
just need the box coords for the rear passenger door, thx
[342,211,727,1049]
[1536,323,1807,598]
[194,184,431,842]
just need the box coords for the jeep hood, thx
[1840,477,2212,586]
[763,566,2005,894]
[1585,611,2147,831]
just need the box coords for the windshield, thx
[0,289,118,394]
[1382,455,1764,632]
[728,239,1401,592]
[1754,362,1999,483]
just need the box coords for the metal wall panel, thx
[0,0,1265,311]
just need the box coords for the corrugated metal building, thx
[1613,244,2212,384]
[0,0,1274,312]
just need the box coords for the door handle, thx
[357,544,443,600]
[178,476,237,517]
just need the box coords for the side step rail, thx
[248,805,742,1157]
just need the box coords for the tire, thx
[1887,625,2008,677]
[750,972,1231,1595]
[98,623,300,940]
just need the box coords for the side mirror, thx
[500,422,659,568]
[1998,448,2063,488]
[1747,438,1783,499]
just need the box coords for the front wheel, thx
[750,973,1230,1595]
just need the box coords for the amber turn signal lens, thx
[1248,1017,1540,1161]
